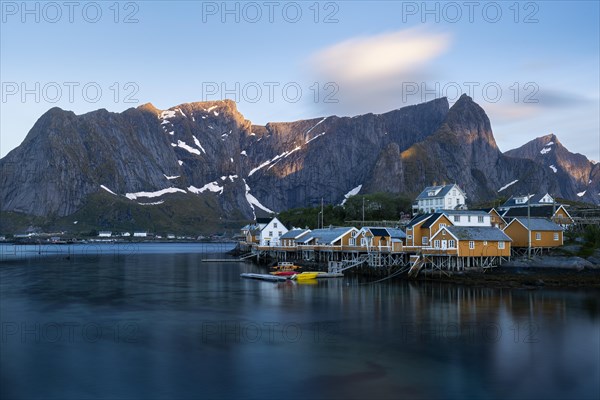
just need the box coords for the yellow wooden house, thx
[405,213,453,248]
[503,217,564,248]
[428,226,512,257]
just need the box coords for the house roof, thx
[501,193,556,209]
[280,229,310,240]
[415,184,464,200]
[367,228,389,237]
[511,217,563,231]
[298,227,356,245]
[386,228,407,239]
[443,226,512,242]
[502,205,571,220]
[362,227,407,239]
[422,213,446,229]
[406,214,433,228]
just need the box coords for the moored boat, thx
[270,262,300,276]
[240,273,288,282]
[292,272,320,281]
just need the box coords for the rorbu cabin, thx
[501,205,574,228]
[405,213,453,248]
[279,229,311,248]
[428,226,512,257]
[503,217,564,248]
[355,227,406,252]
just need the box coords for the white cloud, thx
[309,28,452,115]
[312,28,451,84]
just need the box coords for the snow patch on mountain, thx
[498,180,519,192]
[126,187,186,200]
[341,184,362,205]
[100,185,117,196]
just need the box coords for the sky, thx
[1,1,599,160]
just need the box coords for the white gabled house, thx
[259,217,288,246]
[413,184,467,214]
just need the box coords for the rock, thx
[1,94,598,228]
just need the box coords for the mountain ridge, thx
[1,95,598,232]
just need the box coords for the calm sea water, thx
[1,243,599,399]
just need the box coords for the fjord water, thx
[1,244,598,399]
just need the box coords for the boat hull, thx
[240,273,288,282]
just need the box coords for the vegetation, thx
[278,193,413,229]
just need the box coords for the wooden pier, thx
[245,243,510,277]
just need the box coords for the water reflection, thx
[1,247,598,399]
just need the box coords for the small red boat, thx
[271,270,299,276]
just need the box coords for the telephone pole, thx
[527,193,531,259]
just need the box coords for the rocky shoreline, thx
[416,255,600,288]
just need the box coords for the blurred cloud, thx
[308,28,452,115]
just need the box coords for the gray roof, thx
[444,226,512,242]
[501,193,557,209]
[512,217,563,231]
[280,229,310,240]
[297,227,356,245]
[363,227,407,239]
[387,228,407,239]
[415,184,463,200]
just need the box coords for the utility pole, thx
[321,197,324,229]
[527,193,531,259]
[362,197,365,225]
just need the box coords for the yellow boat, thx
[293,272,320,281]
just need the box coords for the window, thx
[449,240,456,248]
[440,223,446,228]
[407,235,413,240]
[278,231,282,237]
[274,222,278,228]
[498,241,505,249]
[454,215,460,222]
[469,241,475,249]
[453,190,457,196]
[434,240,440,248]
[349,238,356,246]
[422,236,429,245]
[483,241,488,246]
[478,216,484,223]
[554,233,559,241]
[361,238,367,246]
[269,231,273,237]
[467,216,471,223]
[535,233,541,241]
[456,198,459,205]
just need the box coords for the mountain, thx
[1,95,598,233]
[504,134,598,203]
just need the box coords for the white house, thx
[98,231,112,238]
[259,217,289,246]
[133,231,148,238]
[442,210,491,227]
[413,184,467,214]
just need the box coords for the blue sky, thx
[1,1,599,160]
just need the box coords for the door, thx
[441,240,447,250]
